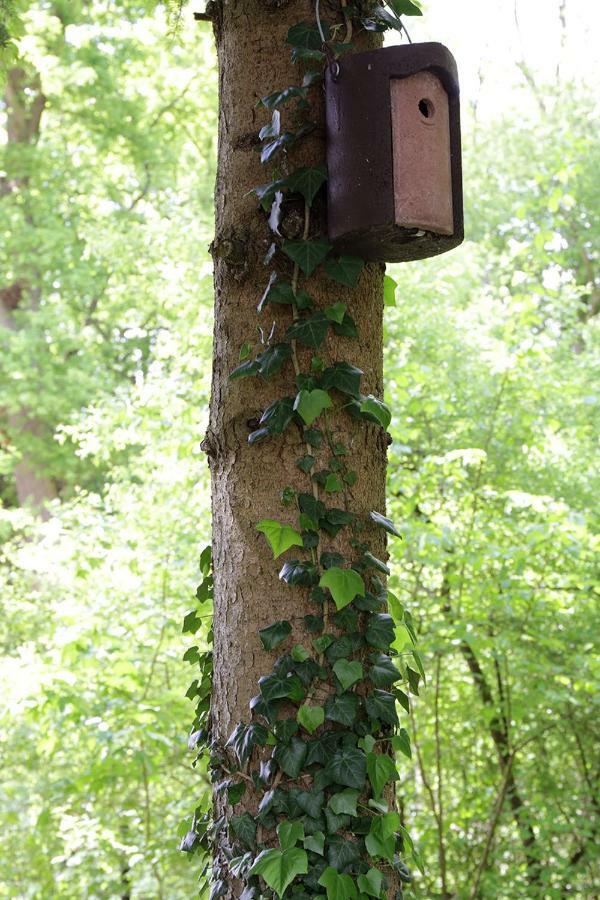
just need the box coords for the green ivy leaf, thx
[324,301,347,323]
[320,362,363,398]
[287,164,328,205]
[231,812,257,849]
[324,472,343,493]
[389,0,423,15]
[357,867,384,898]
[359,394,392,429]
[294,388,333,426]
[391,727,412,759]
[259,672,305,703]
[256,520,303,559]
[362,551,391,576]
[279,559,319,587]
[259,85,307,110]
[368,653,402,687]
[277,820,304,850]
[258,620,292,651]
[273,735,307,777]
[291,643,310,662]
[332,658,363,690]
[369,510,401,537]
[286,21,330,51]
[226,722,268,766]
[367,751,399,798]
[249,397,295,443]
[383,273,397,307]
[249,847,308,897]
[313,634,333,653]
[332,312,358,338]
[282,239,332,276]
[365,812,400,862]
[297,703,325,734]
[326,746,367,789]
[286,311,331,349]
[328,788,360,817]
[366,689,399,727]
[303,830,325,855]
[324,254,365,288]
[319,566,365,610]
[366,613,395,649]
[318,866,358,899]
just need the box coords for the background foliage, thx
[1,1,598,897]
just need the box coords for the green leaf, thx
[287,165,328,205]
[327,746,367,789]
[258,620,292,651]
[256,520,303,558]
[383,273,397,307]
[366,689,399,727]
[294,388,333,426]
[332,312,358,338]
[286,21,330,51]
[367,751,399,798]
[332,658,363,690]
[304,831,325,855]
[282,239,331,276]
[277,820,304,850]
[291,643,310,662]
[259,672,305,703]
[362,551,391,576]
[391,727,412,759]
[260,85,307,110]
[319,867,358,900]
[273,735,307,778]
[324,301,347,323]
[226,722,268,766]
[325,255,365,288]
[296,454,316,473]
[365,613,395,649]
[279,560,319,587]
[320,362,363,398]
[324,472,343,493]
[249,847,308,898]
[319,567,365,610]
[313,634,333,653]
[389,0,422,15]
[369,510,401,537]
[368,653,402,687]
[297,703,324,734]
[250,397,295,443]
[256,343,293,378]
[286,312,331,349]
[365,812,400,862]
[239,341,252,360]
[359,395,391,429]
[231,812,257,849]
[357,867,384,898]
[328,788,360,817]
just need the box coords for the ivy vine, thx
[183,2,426,898]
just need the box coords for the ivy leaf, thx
[391,727,412,759]
[286,311,330,349]
[277,820,304,850]
[367,751,399,798]
[332,659,363,691]
[304,831,325,855]
[287,164,328,205]
[249,847,308,898]
[259,109,280,140]
[324,301,346,323]
[249,397,295,443]
[357,868,384,898]
[369,510,401,537]
[324,472,343,493]
[297,703,325,734]
[366,613,395,650]
[365,812,400,862]
[328,788,360,817]
[359,394,392,429]
[259,672,305,703]
[294,388,333,426]
[383,273,397,307]
[256,520,303,559]
[320,362,363,398]
[274,735,307,777]
[286,21,330,51]
[389,0,423,15]
[332,312,358,338]
[261,132,296,164]
[226,722,268,766]
[230,359,260,380]
[363,551,391,576]
[319,566,365,610]
[279,560,319,587]
[282,239,332,276]
[258,620,292,651]
[325,255,365,288]
[291,643,310,662]
[326,746,367,789]
[259,85,307,110]
[296,454,315,474]
[368,653,402,687]
[231,812,257,850]
[318,867,358,900]
[365,689,399,727]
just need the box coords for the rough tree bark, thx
[204,1,392,895]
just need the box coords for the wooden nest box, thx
[326,43,464,262]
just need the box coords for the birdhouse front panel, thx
[326,43,463,263]
[390,71,453,237]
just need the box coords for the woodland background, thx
[0,0,598,897]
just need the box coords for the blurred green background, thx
[0,1,598,897]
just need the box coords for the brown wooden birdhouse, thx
[326,43,463,263]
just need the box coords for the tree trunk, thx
[206,1,390,895]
